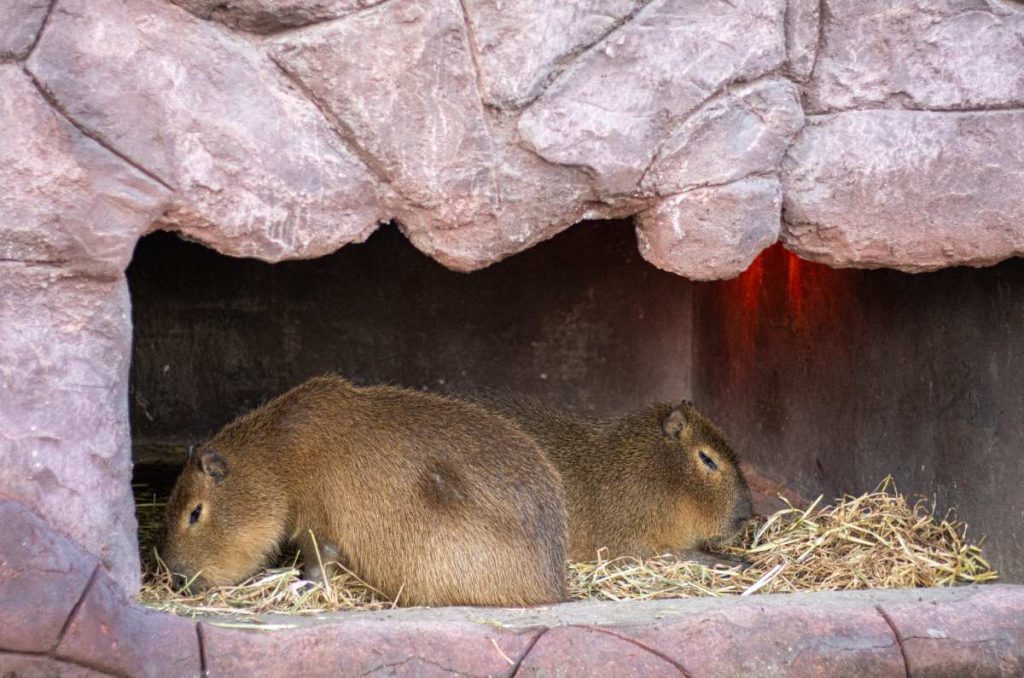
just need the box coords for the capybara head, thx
[658,401,753,547]
[161,442,288,591]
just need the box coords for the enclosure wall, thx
[128,222,695,458]
[694,246,1024,580]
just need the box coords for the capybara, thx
[481,397,753,563]
[161,375,568,607]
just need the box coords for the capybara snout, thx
[162,444,289,591]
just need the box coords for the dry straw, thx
[136,477,997,617]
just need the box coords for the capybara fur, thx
[482,398,753,562]
[161,375,568,607]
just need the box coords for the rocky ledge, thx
[1,499,1023,676]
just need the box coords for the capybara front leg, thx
[297,531,342,586]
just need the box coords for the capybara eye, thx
[189,504,203,525]
[699,451,718,471]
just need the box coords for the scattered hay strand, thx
[136,477,997,617]
[568,478,996,602]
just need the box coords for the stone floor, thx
[3,498,1022,677]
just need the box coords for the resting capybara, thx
[161,375,568,607]
[482,397,753,563]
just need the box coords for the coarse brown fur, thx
[481,397,753,562]
[161,375,568,607]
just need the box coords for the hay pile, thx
[136,478,997,617]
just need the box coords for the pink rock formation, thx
[640,77,804,195]
[784,0,820,81]
[0,0,50,59]
[805,0,1024,113]
[462,0,647,109]
[636,177,783,280]
[0,66,169,278]
[517,0,787,196]
[783,110,1024,271]
[269,0,499,232]
[28,0,385,262]
[0,269,139,591]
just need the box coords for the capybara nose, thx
[171,573,188,591]
[732,492,754,527]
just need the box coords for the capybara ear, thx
[662,407,689,439]
[200,449,229,483]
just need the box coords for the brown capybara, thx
[481,397,753,563]
[161,375,568,607]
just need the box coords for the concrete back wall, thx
[128,221,694,451]
[693,246,1024,580]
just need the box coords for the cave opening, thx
[127,222,1024,582]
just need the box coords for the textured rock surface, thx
[785,0,820,81]
[463,0,646,108]
[270,1,606,271]
[516,626,682,676]
[636,177,783,280]
[880,585,1024,676]
[782,110,1024,271]
[806,0,1024,112]
[171,0,383,33]
[200,587,1024,675]
[0,66,169,278]
[270,0,497,232]
[640,77,803,195]
[518,0,787,195]
[27,0,384,262]
[617,594,905,675]
[1,0,1021,281]
[0,0,50,59]
[56,569,201,678]
[0,501,98,653]
[203,620,539,676]
[0,268,139,593]
[0,653,112,677]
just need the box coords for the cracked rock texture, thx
[785,0,820,81]
[783,110,1024,271]
[0,0,51,59]
[806,0,1024,113]
[463,0,647,108]
[640,77,804,195]
[270,0,498,232]
[1,0,1024,595]
[4,0,1021,279]
[27,0,385,262]
[0,501,99,654]
[637,177,783,280]
[0,66,169,278]
[518,0,787,196]
[203,620,539,676]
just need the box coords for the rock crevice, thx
[24,69,175,193]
